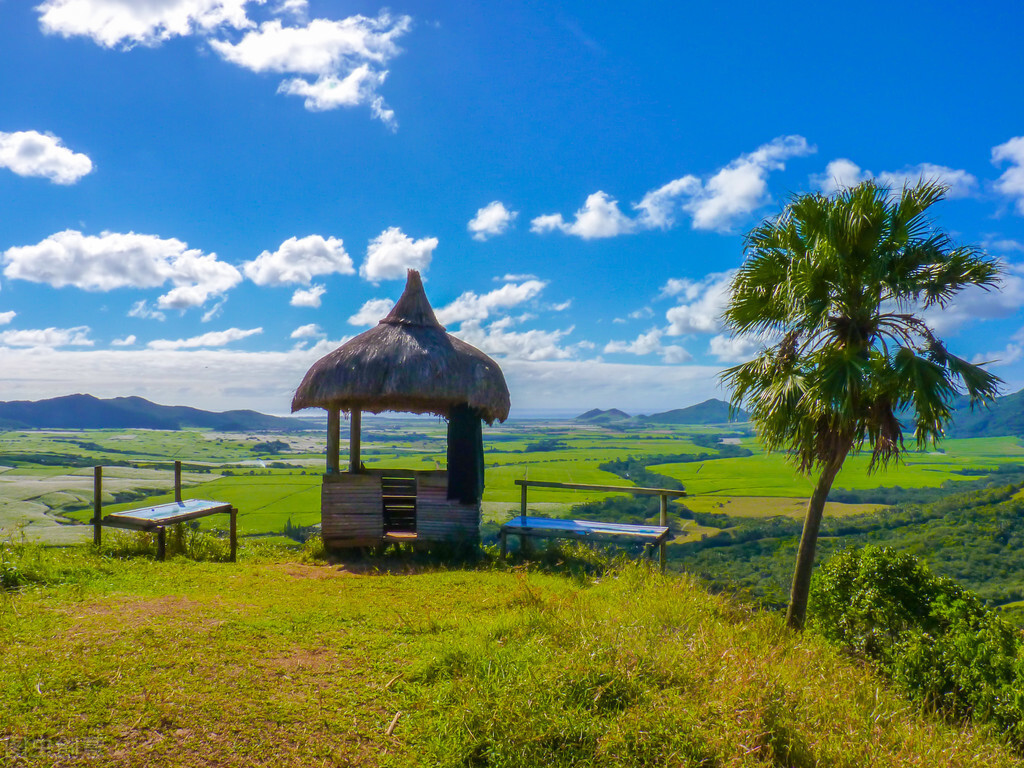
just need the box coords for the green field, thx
[4,423,1024,544]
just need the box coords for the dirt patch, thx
[269,562,356,580]
[60,596,225,640]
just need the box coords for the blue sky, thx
[1,0,1023,417]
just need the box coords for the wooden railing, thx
[514,479,686,571]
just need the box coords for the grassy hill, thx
[0,394,305,432]
[641,398,750,425]
[1,542,1020,767]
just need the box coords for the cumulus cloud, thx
[435,280,546,326]
[37,0,254,47]
[684,136,815,231]
[468,201,519,241]
[348,298,394,326]
[110,334,136,346]
[0,130,93,184]
[922,260,1024,335]
[360,227,437,282]
[532,136,814,239]
[0,311,15,325]
[707,333,767,363]
[290,323,323,339]
[993,137,1024,215]
[530,191,636,239]
[210,12,411,127]
[243,235,353,286]
[147,327,262,350]
[603,328,691,364]
[812,158,977,198]
[290,284,326,308]
[0,325,93,349]
[39,3,411,127]
[3,230,241,310]
[663,271,735,336]
[453,317,578,361]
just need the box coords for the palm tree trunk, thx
[785,449,849,630]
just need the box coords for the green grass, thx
[1,545,1020,767]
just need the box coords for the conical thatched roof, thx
[291,270,511,424]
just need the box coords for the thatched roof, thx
[291,270,511,423]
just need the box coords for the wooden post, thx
[349,407,362,473]
[659,494,668,574]
[352,409,364,475]
[519,481,529,556]
[229,507,237,563]
[157,527,166,561]
[93,466,102,547]
[326,408,340,475]
[174,460,182,503]
[500,531,507,559]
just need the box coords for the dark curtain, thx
[447,403,485,503]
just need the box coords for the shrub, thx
[811,546,1024,744]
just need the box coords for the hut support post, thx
[659,494,668,574]
[93,466,102,547]
[519,482,530,557]
[349,407,362,473]
[174,461,182,503]
[326,408,341,475]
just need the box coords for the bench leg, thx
[157,527,166,561]
[660,541,666,574]
[229,507,237,563]
[500,531,507,559]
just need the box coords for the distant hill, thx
[640,398,748,425]
[575,408,631,424]
[0,394,306,432]
[947,388,1024,439]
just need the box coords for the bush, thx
[811,546,1024,744]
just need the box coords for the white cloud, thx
[0,347,726,415]
[290,284,326,308]
[348,298,394,326]
[435,280,546,326]
[0,130,93,184]
[360,227,437,282]
[468,201,518,241]
[37,0,254,48]
[708,333,766,363]
[290,323,323,339]
[3,230,241,309]
[210,12,410,127]
[922,261,1024,335]
[685,136,815,232]
[110,334,136,346]
[811,158,872,194]
[496,273,537,282]
[0,311,15,325]
[663,271,735,336]
[533,136,814,239]
[201,298,226,322]
[634,176,701,229]
[0,326,93,349]
[604,327,692,364]
[147,327,262,350]
[243,234,353,286]
[127,300,165,321]
[993,136,1024,215]
[983,237,1024,254]
[531,191,636,239]
[454,318,578,361]
[550,300,572,312]
[813,158,977,198]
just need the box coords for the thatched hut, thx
[292,270,510,550]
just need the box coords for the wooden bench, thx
[500,479,686,572]
[92,461,237,562]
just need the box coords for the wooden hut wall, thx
[416,472,480,543]
[321,470,480,547]
[321,472,384,547]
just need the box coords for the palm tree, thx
[721,179,1002,630]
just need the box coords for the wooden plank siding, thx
[320,470,479,548]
